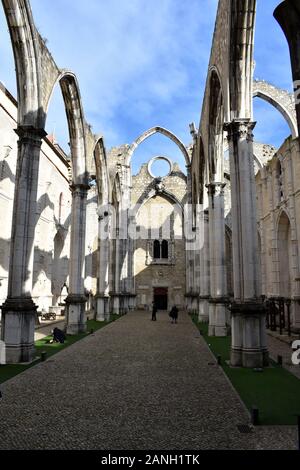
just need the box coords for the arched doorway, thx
[277,211,292,298]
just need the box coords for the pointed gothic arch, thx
[126,126,190,167]
[230,0,256,119]
[208,67,224,181]
[46,71,88,184]
[253,80,298,138]
[2,0,44,127]
[94,137,110,206]
[277,209,292,297]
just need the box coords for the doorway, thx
[153,287,168,310]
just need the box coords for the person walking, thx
[152,301,158,321]
[169,305,179,324]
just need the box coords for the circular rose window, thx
[148,156,173,179]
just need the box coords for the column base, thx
[198,297,209,322]
[208,298,229,337]
[230,301,269,368]
[95,295,110,322]
[110,294,120,315]
[231,347,269,368]
[65,295,87,335]
[208,300,215,336]
[185,294,193,313]
[128,295,136,311]
[1,298,37,364]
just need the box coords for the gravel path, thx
[0,310,297,450]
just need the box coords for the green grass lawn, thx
[0,315,120,385]
[191,315,300,425]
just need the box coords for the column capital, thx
[70,183,90,195]
[15,126,47,147]
[205,181,226,197]
[224,119,256,142]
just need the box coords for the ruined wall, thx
[132,162,187,310]
[256,136,300,328]
[0,83,72,311]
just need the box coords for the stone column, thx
[120,219,129,313]
[1,126,46,363]
[274,1,300,138]
[225,119,268,367]
[65,184,89,334]
[113,228,121,315]
[128,214,136,310]
[207,182,228,336]
[96,214,110,321]
[198,209,210,322]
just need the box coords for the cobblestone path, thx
[0,311,297,449]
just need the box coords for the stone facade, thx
[132,162,187,310]
[256,135,300,329]
[0,83,71,314]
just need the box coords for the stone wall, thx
[132,162,187,311]
[0,83,72,312]
[256,135,300,329]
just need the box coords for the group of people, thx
[151,302,179,323]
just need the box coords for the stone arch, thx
[253,154,263,171]
[2,0,44,127]
[46,71,88,184]
[192,172,198,227]
[112,172,122,204]
[198,136,206,205]
[230,0,256,118]
[134,190,184,244]
[277,210,292,297]
[126,126,190,167]
[253,80,298,138]
[94,137,110,206]
[134,187,184,215]
[111,172,122,238]
[208,68,224,180]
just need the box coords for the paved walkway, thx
[0,311,297,450]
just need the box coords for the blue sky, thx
[0,0,293,175]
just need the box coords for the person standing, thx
[152,301,158,321]
[169,305,179,324]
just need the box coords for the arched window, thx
[153,240,161,259]
[161,240,169,259]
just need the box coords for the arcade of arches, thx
[0,0,300,370]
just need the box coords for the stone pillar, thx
[1,126,47,363]
[128,215,136,310]
[225,119,268,367]
[198,209,210,322]
[207,182,228,336]
[113,230,121,315]
[274,1,300,138]
[65,184,89,334]
[96,214,110,321]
